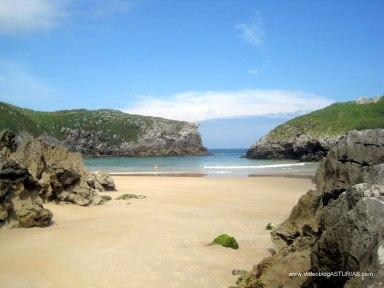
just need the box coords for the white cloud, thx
[236,14,264,46]
[0,0,65,34]
[0,60,54,102]
[0,0,138,35]
[125,89,334,122]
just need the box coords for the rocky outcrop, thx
[0,101,208,157]
[245,96,384,161]
[246,133,340,161]
[356,96,381,105]
[87,171,116,192]
[232,129,384,287]
[0,129,116,228]
[62,121,207,157]
[0,160,53,228]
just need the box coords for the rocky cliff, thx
[232,129,384,287]
[0,101,207,157]
[246,96,384,161]
[0,129,116,228]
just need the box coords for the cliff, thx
[232,129,384,287]
[246,96,384,161]
[0,101,207,157]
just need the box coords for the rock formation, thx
[232,129,384,287]
[246,134,340,161]
[0,129,116,228]
[245,96,384,161]
[0,101,208,157]
[87,171,116,191]
[356,96,381,105]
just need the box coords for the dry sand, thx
[0,176,314,288]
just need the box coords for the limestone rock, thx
[87,171,116,192]
[312,195,384,287]
[0,160,52,228]
[10,137,102,206]
[356,96,381,105]
[315,129,384,196]
[61,120,208,157]
[0,129,110,229]
[271,189,322,251]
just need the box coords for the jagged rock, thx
[312,192,384,287]
[232,129,384,288]
[0,160,52,228]
[316,129,384,196]
[246,133,340,161]
[87,171,116,192]
[271,189,322,251]
[0,129,17,158]
[356,96,381,105]
[10,136,102,206]
[0,129,112,229]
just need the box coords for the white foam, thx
[202,163,306,170]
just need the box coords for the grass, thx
[265,97,384,141]
[0,101,186,145]
[210,234,239,249]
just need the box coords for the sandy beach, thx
[0,176,314,288]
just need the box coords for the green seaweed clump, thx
[210,234,239,249]
[265,222,276,230]
[116,193,146,200]
[100,195,112,204]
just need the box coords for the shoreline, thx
[109,171,316,179]
[109,171,207,177]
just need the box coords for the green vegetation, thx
[0,101,185,145]
[116,193,146,200]
[100,195,112,203]
[265,222,276,230]
[235,273,265,288]
[210,234,239,249]
[266,97,384,141]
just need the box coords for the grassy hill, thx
[0,101,183,145]
[267,96,384,141]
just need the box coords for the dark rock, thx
[246,133,340,161]
[271,189,322,251]
[231,129,384,288]
[312,195,384,287]
[316,129,384,195]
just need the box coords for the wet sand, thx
[0,176,314,288]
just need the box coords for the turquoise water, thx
[84,149,319,176]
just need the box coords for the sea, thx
[84,149,319,177]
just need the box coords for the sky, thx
[0,0,383,148]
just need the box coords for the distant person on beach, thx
[154,163,159,171]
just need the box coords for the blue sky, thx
[0,0,383,148]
